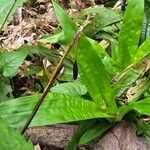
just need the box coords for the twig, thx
[21,25,84,135]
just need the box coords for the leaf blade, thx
[52,1,77,45]
[51,80,87,97]
[117,0,144,68]
[0,0,26,31]
[78,36,117,112]
[0,93,112,129]
[118,98,150,120]
[0,48,29,77]
[79,122,112,144]
[0,117,33,150]
[83,7,123,37]
[52,1,117,112]
[135,38,150,62]
[65,120,96,150]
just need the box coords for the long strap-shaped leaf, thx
[0,0,26,31]
[117,0,144,68]
[140,0,150,44]
[77,36,117,112]
[117,98,150,121]
[112,55,149,97]
[65,120,96,150]
[0,93,111,129]
[0,117,33,150]
[83,7,123,37]
[52,1,77,45]
[52,1,117,113]
[135,38,150,62]
[79,122,112,144]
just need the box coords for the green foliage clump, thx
[0,0,149,149]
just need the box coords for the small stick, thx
[21,26,84,135]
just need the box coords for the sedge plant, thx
[0,0,149,149]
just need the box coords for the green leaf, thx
[0,117,33,150]
[87,38,108,59]
[140,0,150,44]
[117,0,144,68]
[112,55,149,98]
[88,38,119,75]
[127,77,150,102]
[136,120,150,141]
[135,38,150,62]
[52,1,117,112]
[78,36,117,112]
[0,93,111,129]
[51,80,87,97]
[80,6,117,16]
[23,44,61,62]
[0,48,29,77]
[0,0,26,31]
[0,47,5,55]
[0,80,12,102]
[118,98,150,120]
[65,120,96,150]
[52,1,77,45]
[38,32,64,44]
[79,122,112,144]
[131,98,150,115]
[83,7,123,37]
[110,39,118,61]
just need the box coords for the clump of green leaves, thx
[0,0,149,149]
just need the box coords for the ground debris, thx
[0,1,57,50]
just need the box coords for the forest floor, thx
[1,0,102,51]
[0,0,106,97]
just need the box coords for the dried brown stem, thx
[21,26,84,135]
